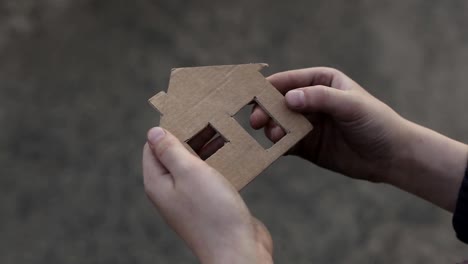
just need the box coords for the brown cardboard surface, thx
[149,63,313,190]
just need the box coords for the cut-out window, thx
[186,123,228,160]
[233,99,287,149]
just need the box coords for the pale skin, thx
[143,67,468,263]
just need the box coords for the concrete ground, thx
[0,0,467,263]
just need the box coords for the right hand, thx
[251,67,411,183]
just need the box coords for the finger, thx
[147,127,204,177]
[187,125,217,152]
[257,67,351,130]
[285,86,360,121]
[250,104,270,130]
[264,120,286,143]
[143,142,169,176]
[142,143,173,202]
[267,67,348,94]
[198,136,226,160]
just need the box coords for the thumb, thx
[147,127,203,177]
[284,85,361,121]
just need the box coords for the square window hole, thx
[186,123,228,160]
[233,99,287,149]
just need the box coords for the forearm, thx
[386,120,468,212]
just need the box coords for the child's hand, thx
[252,67,468,211]
[251,67,409,183]
[142,127,273,264]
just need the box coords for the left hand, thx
[143,127,273,264]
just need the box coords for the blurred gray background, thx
[0,0,467,263]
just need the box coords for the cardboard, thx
[149,63,313,190]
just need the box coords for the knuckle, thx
[329,67,344,76]
[317,66,336,72]
[176,158,196,173]
[324,67,344,76]
[350,93,368,112]
[315,66,340,75]
[306,85,330,103]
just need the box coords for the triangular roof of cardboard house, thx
[149,63,312,190]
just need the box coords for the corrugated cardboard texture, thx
[149,63,313,190]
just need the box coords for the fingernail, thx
[286,90,305,108]
[148,127,165,145]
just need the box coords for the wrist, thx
[384,119,422,184]
[197,226,258,264]
[374,117,414,185]
[385,120,468,211]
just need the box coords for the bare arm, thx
[252,67,468,212]
[386,120,468,212]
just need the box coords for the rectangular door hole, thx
[186,123,228,160]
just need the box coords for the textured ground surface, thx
[0,1,467,263]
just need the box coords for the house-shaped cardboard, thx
[149,63,313,190]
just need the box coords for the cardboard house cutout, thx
[149,63,313,190]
